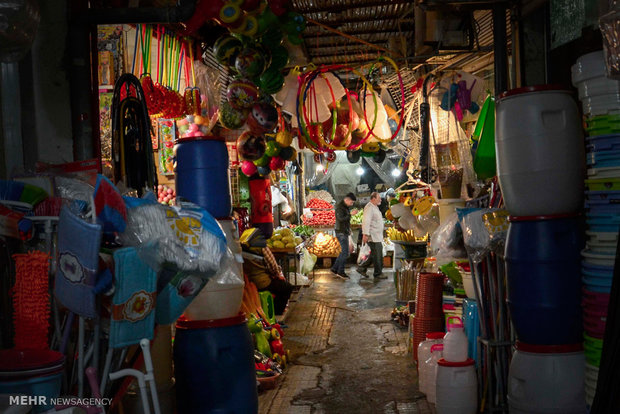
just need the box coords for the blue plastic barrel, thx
[505,214,584,345]
[0,371,63,413]
[174,314,258,414]
[175,138,232,218]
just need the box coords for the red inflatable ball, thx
[237,131,266,161]
[269,156,286,171]
[241,160,258,176]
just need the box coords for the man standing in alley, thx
[358,192,386,279]
[331,192,356,279]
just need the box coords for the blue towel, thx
[55,207,102,318]
[155,267,207,325]
[110,247,157,348]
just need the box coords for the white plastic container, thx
[436,358,477,414]
[424,344,444,404]
[508,342,586,414]
[438,199,465,224]
[496,86,585,216]
[443,316,469,362]
[417,332,444,395]
[183,280,244,321]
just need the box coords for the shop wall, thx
[25,0,73,167]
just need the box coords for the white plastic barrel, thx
[508,342,586,414]
[417,332,444,395]
[496,86,585,216]
[184,218,245,321]
[436,358,477,414]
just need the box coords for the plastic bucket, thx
[508,342,586,414]
[505,215,584,344]
[435,358,477,414]
[496,86,585,216]
[174,314,258,414]
[0,348,65,413]
[175,138,232,218]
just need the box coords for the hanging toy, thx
[254,153,270,167]
[184,87,201,115]
[264,140,281,157]
[213,35,244,67]
[247,102,278,134]
[269,156,285,171]
[326,152,337,162]
[219,101,248,129]
[227,79,260,109]
[279,146,296,161]
[235,47,266,79]
[237,131,266,161]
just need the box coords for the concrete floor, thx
[259,268,435,414]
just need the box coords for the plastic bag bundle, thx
[430,212,467,265]
[456,208,509,263]
[300,248,317,275]
[120,198,227,277]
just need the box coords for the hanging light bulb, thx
[316,164,325,172]
[356,166,365,176]
[391,168,401,177]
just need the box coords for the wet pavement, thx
[259,268,435,414]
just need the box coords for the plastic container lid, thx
[0,349,65,372]
[176,312,247,329]
[508,212,580,222]
[426,332,445,340]
[437,357,475,367]
[572,51,606,84]
[515,341,583,354]
[498,84,570,100]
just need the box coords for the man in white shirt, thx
[357,192,387,279]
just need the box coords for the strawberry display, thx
[305,198,333,209]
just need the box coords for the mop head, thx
[12,251,51,349]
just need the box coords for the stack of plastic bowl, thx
[572,50,620,409]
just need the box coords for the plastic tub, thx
[496,86,585,216]
[435,358,477,414]
[581,93,620,116]
[508,342,586,414]
[587,165,620,179]
[174,314,258,413]
[581,249,616,267]
[585,190,620,201]
[505,215,584,344]
[586,231,618,254]
[586,149,620,167]
[586,114,620,136]
[585,178,620,191]
[571,51,608,84]
[0,370,63,413]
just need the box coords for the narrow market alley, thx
[259,269,435,414]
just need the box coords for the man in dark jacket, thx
[331,192,356,278]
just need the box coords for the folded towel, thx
[155,267,207,325]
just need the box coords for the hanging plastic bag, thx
[300,247,317,275]
[349,235,356,254]
[357,243,371,265]
[430,212,468,265]
[456,207,508,263]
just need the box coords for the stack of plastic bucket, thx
[0,349,65,413]
[497,85,587,413]
[572,50,620,408]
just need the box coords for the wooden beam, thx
[303,28,414,38]
[294,0,411,14]
[306,18,401,57]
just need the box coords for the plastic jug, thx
[424,344,444,403]
[417,332,444,395]
[444,316,468,362]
